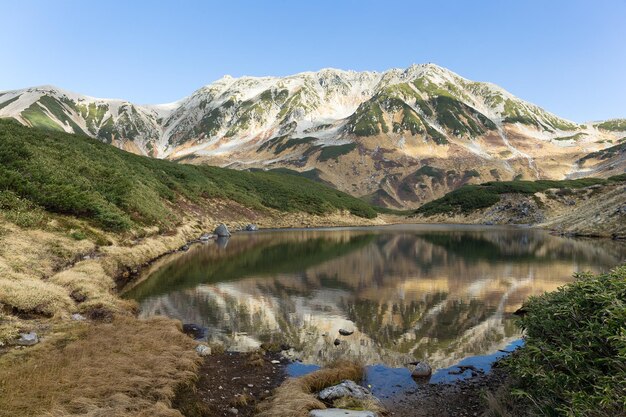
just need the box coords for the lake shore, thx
[1,211,623,416]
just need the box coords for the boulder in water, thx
[245,224,259,231]
[214,223,231,237]
[410,361,432,378]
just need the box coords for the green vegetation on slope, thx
[317,143,357,162]
[577,142,626,164]
[594,119,626,131]
[0,119,376,231]
[505,266,626,416]
[415,177,625,215]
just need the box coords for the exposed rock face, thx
[214,224,231,237]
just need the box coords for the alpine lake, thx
[123,224,625,396]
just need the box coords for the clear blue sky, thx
[1,0,624,122]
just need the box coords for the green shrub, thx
[0,119,377,231]
[505,266,626,416]
[415,177,620,216]
[317,143,357,162]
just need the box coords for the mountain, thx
[1,64,624,208]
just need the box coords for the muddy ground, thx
[383,367,514,417]
[177,350,288,417]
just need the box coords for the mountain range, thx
[1,64,624,208]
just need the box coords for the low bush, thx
[505,266,626,416]
[415,177,624,216]
[0,119,376,231]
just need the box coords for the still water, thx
[125,224,625,372]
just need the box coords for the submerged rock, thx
[15,332,39,346]
[214,223,231,237]
[195,344,212,357]
[310,410,377,417]
[245,224,259,231]
[318,380,372,401]
[183,323,205,339]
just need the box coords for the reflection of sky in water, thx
[289,340,524,390]
[126,225,625,370]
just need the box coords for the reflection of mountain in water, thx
[130,226,625,369]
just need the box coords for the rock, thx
[318,380,372,401]
[15,332,38,346]
[227,407,239,415]
[333,338,341,346]
[199,233,212,241]
[180,244,190,251]
[245,224,259,231]
[310,410,377,417]
[410,361,432,378]
[71,313,86,321]
[183,323,205,339]
[338,329,354,336]
[271,360,281,364]
[214,223,231,237]
[195,344,212,357]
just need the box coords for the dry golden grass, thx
[256,361,364,417]
[0,315,199,417]
[0,275,74,317]
[0,312,21,343]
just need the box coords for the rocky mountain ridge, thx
[2,64,624,208]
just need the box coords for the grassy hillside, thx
[0,119,377,231]
[415,176,626,216]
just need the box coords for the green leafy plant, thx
[505,266,626,416]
